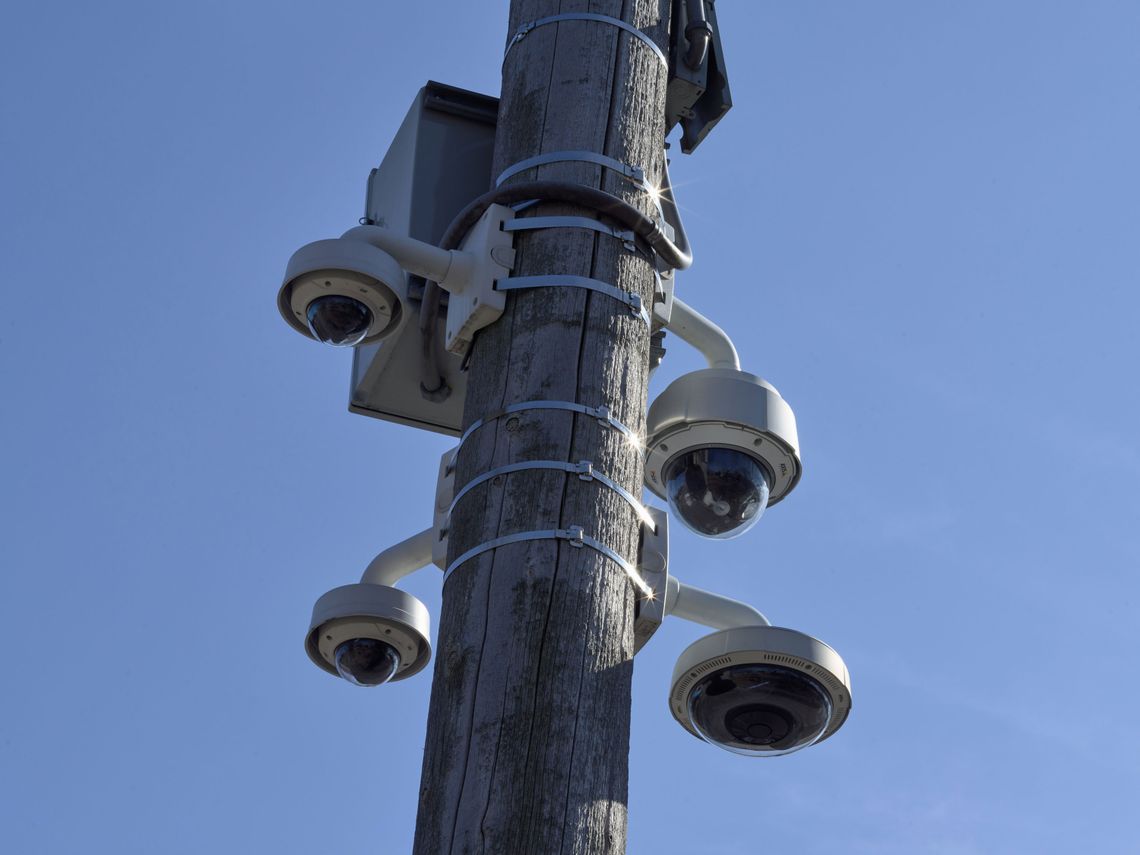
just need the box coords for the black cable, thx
[683,0,713,70]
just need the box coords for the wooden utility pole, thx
[413,2,671,853]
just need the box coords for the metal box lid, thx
[348,81,499,436]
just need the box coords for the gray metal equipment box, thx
[348,81,499,435]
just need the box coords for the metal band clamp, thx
[495,151,664,222]
[502,215,639,253]
[456,400,643,451]
[504,13,668,69]
[443,525,652,598]
[448,459,655,530]
[495,275,651,327]
[497,150,647,190]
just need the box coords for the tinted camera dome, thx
[664,448,770,539]
[688,664,833,757]
[334,637,401,686]
[306,294,373,347]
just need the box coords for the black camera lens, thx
[334,638,401,686]
[306,295,373,347]
[725,704,794,745]
[688,664,832,756]
[664,448,770,539]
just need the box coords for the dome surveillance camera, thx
[662,447,770,539]
[277,238,407,347]
[644,369,802,539]
[670,625,851,756]
[306,583,431,685]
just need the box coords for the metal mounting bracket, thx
[431,448,458,570]
[634,507,669,653]
[444,203,516,356]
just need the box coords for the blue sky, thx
[3,2,1139,853]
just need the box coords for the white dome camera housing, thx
[644,369,802,539]
[669,625,851,757]
[305,583,431,686]
[277,238,407,347]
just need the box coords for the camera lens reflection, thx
[306,295,373,347]
[334,638,401,686]
[664,448,770,539]
[688,664,832,756]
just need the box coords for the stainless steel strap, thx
[447,459,655,529]
[496,150,647,190]
[504,13,668,69]
[502,215,639,252]
[443,525,652,597]
[495,275,651,327]
[456,400,642,451]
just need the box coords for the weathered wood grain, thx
[413,2,671,853]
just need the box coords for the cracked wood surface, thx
[412,2,671,853]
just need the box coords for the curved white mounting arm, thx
[668,297,740,370]
[664,576,770,629]
[360,527,436,587]
[340,225,475,294]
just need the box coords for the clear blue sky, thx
[3,2,1138,853]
